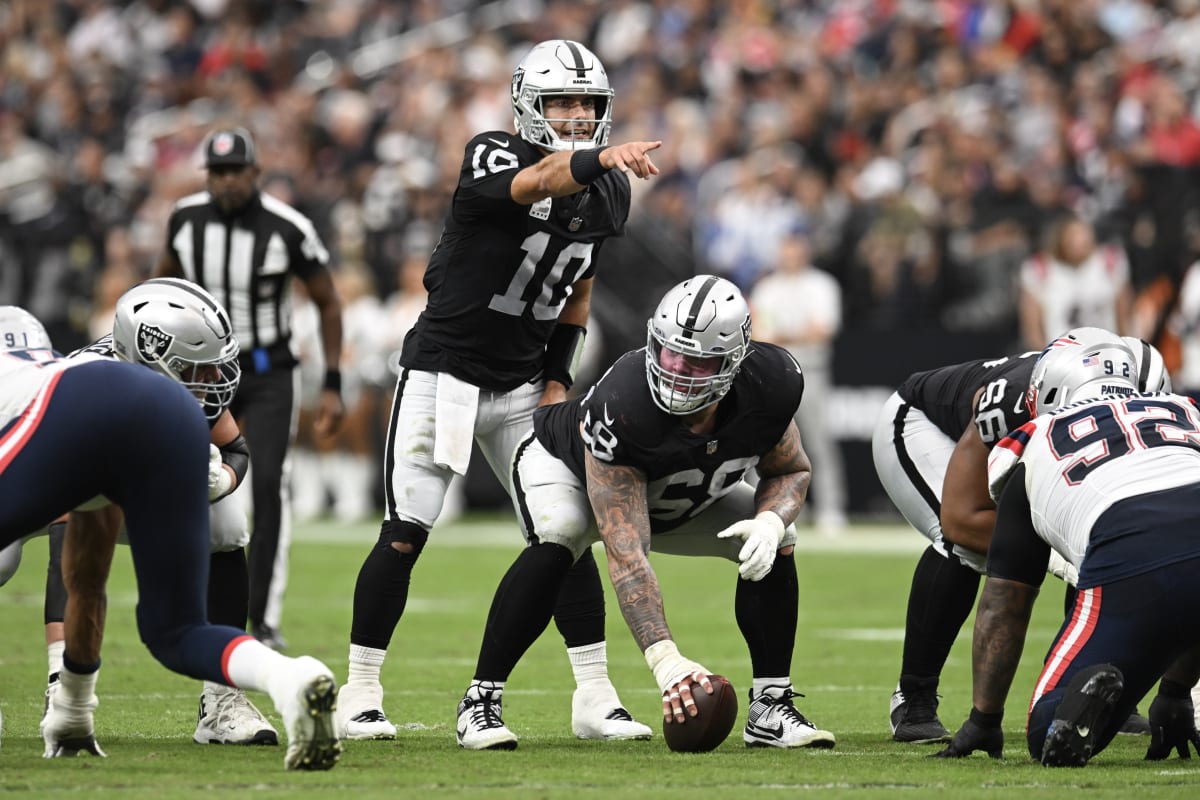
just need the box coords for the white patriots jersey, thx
[0,349,106,430]
[988,392,1200,571]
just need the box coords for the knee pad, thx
[378,518,429,561]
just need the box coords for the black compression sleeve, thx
[219,434,250,487]
[543,323,586,389]
[986,462,1049,587]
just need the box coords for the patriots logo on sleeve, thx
[136,323,173,363]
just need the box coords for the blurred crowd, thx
[5,0,1200,519]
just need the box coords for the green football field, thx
[1,514,1196,798]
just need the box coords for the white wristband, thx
[644,640,707,694]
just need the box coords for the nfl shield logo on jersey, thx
[136,322,174,363]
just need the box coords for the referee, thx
[156,127,344,650]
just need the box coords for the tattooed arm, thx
[972,576,1039,714]
[584,449,667,651]
[754,419,812,530]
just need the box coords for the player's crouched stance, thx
[0,324,340,769]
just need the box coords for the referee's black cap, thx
[203,127,257,168]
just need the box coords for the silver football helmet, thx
[0,306,52,351]
[1121,336,1172,393]
[1026,328,1137,417]
[512,39,613,152]
[646,275,751,415]
[111,278,240,420]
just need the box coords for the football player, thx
[0,303,340,770]
[454,276,836,750]
[873,329,1168,742]
[337,39,662,741]
[937,333,1200,765]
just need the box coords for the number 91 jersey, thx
[988,392,1200,572]
[400,131,631,392]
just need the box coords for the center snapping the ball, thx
[662,674,738,753]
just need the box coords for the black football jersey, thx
[896,351,1038,446]
[401,132,632,391]
[534,341,804,533]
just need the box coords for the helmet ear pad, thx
[645,275,751,415]
[511,39,613,152]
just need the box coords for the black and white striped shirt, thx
[164,190,330,359]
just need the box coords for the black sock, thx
[900,546,980,678]
[735,552,798,678]
[207,548,250,629]
[350,544,417,650]
[474,543,574,680]
[44,520,67,625]
[552,547,606,648]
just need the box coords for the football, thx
[662,674,739,753]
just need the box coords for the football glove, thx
[208,443,233,501]
[1145,692,1200,760]
[933,709,1004,759]
[717,511,784,582]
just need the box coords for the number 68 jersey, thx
[988,392,1200,576]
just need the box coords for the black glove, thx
[933,708,1004,759]
[1145,691,1200,760]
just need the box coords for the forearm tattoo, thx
[586,455,670,650]
[972,577,1038,713]
[754,421,812,525]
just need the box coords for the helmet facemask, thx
[512,40,613,152]
[644,276,751,415]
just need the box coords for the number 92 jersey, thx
[897,351,1039,446]
[400,131,631,392]
[533,342,804,533]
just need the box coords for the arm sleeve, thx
[218,434,250,487]
[986,462,1050,587]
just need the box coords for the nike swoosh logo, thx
[487,136,509,147]
[747,721,785,738]
[603,403,614,426]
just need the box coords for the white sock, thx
[752,678,790,698]
[47,640,65,680]
[347,645,387,687]
[567,642,611,689]
[58,665,99,710]
[224,637,289,697]
[466,680,503,701]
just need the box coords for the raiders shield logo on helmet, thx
[511,67,525,104]
[136,322,174,363]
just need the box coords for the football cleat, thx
[41,679,105,758]
[275,656,341,770]
[194,683,279,745]
[744,686,835,748]
[1041,664,1124,767]
[571,685,652,740]
[457,683,518,751]
[335,682,397,740]
[890,676,951,743]
[250,623,288,653]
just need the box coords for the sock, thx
[735,552,798,677]
[57,663,100,710]
[347,644,387,687]
[900,546,980,678]
[752,678,791,698]
[567,641,610,690]
[47,640,65,681]
[224,638,289,697]
[208,549,249,629]
[552,547,606,647]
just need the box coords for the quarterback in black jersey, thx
[454,276,837,751]
[339,39,663,742]
[872,328,1170,744]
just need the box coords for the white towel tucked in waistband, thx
[433,372,480,476]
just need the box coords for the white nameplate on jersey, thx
[529,198,551,221]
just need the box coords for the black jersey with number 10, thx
[400,131,631,391]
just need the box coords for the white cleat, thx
[194,683,279,745]
[571,686,653,740]
[276,656,342,770]
[456,684,518,751]
[335,683,397,740]
[744,686,835,749]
